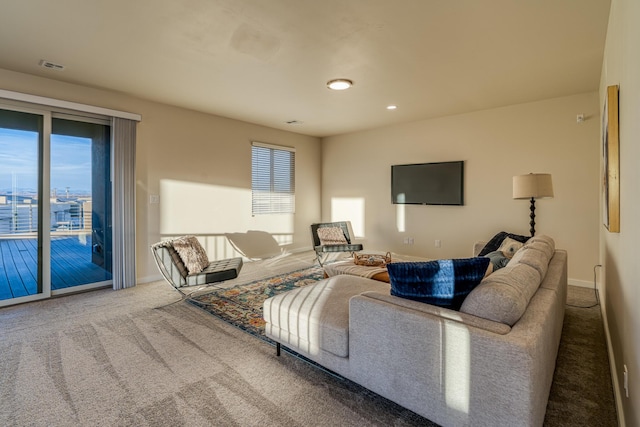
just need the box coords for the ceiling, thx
[0,0,611,137]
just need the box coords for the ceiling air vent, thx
[39,60,65,71]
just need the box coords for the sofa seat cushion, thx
[263,275,390,357]
[460,263,542,326]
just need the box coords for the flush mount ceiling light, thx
[386,105,398,110]
[326,79,353,90]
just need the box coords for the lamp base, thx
[529,197,536,236]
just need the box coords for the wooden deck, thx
[0,236,112,301]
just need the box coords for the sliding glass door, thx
[0,105,112,306]
[0,107,47,303]
[50,117,112,292]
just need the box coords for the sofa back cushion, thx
[507,235,556,278]
[461,235,556,326]
[528,234,555,253]
[460,263,542,325]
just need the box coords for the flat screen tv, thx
[391,161,464,205]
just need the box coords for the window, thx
[251,142,295,214]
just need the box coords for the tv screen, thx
[391,161,464,205]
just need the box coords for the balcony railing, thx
[0,202,92,237]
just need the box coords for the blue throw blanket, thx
[386,257,490,310]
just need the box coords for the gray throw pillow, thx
[485,250,510,271]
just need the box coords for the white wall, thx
[600,0,640,425]
[0,68,322,282]
[322,92,600,284]
[137,101,321,280]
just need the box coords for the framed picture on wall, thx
[602,85,620,233]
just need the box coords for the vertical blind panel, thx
[112,117,137,290]
[251,144,295,214]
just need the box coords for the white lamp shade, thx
[513,173,554,199]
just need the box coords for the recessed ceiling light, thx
[327,79,353,90]
[387,105,397,110]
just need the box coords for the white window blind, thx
[251,142,295,214]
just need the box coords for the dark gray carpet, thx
[544,286,618,426]
[0,271,618,426]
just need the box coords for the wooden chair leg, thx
[276,342,281,356]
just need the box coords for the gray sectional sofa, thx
[263,235,567,427]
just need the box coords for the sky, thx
[0,128,92,194]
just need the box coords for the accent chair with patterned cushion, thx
[310,221,363,265]
[151,236,243,295]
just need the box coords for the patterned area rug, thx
[188,266,324,342]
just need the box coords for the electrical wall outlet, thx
[435,239,441,248]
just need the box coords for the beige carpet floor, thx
[0,251,617,426]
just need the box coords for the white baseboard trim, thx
[568,278,595,288]
[600,291,626,427]
[137,274,163,285]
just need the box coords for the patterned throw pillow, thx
[387,257,491,310]
[497,237,525,259]
[478,231,530,257]
[171,236,209,275]
[317,227,348,245]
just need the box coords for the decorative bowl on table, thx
[353,252,391,267]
